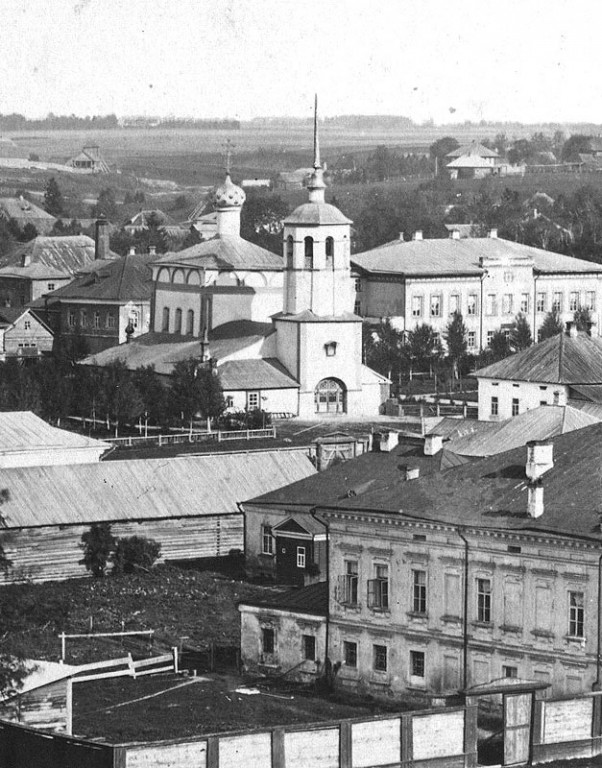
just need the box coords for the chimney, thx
[488,228,498,239]
[424,433,444,456]
[148,245,157,256]
[95,216,110,260]
[412,230,423,241]
[405,466,420,481]
[527,479,544,518]
[128,246,136,256]
[372,431,400,453]
[525,440,554,481]
[449,229,461,240]
[399,231,405,241]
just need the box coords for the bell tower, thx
[281,95,354,317]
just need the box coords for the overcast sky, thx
[1,0,599,124]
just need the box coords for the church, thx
[85,109,389,418]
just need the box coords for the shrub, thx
[80,523,115,577]
[112,536,161,575]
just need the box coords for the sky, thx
[0,0,600,124]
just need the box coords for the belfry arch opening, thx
[315,378,346,414]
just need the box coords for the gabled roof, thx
[0,236,96,278]
[0,451,316,529]
[474,332,602,384]
[239,581,328,617]
[126,210,174,227]
[447,155,499,169]
[0,197,56,223]
[351,237,602,277]
[446,142,499,158]
[47,253,154,302]
[218,358,298,391]
[0,411,110,454]
[0,307,53,334]
[153,234,283,272]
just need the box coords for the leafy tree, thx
[444,311,467,379]
[368,145,395,182]
[561,134,592,162]
[538,310,564,341]
[55,326,90,364]
[103,360,143,436]
[429,136,460,164]
[509,313,532,352]
[363,318,404,380]
[180,226,202,250]
[574,306,593,332]
[240,193,290,254]
[112,536,161,575]
[488,329,511,362]
[93,187,118,220]
[170,358,225,432]
[133,365,169,428]
[43,177,64,216]
[406,324,444,378]
[80,523,116,577]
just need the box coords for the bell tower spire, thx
[308,94,326,204]
[313,93,320,169]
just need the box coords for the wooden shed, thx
[0,451,315,583]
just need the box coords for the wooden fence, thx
[70,649,178,683]
[106,426,277,448]
[532,691,602,764]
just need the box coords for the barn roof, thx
[0,411,110,455]
[0,451,316,529]
[239,581,328,617]
[48,252,154,302]
[218,358,298,391]
[0,236,96,278]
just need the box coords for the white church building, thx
[85,114,389,418]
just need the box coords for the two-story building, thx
[352,230,602,351]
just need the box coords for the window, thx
[354,277,362,292]
[353,300,361,316]
[261,525,273,555]
[477,578,492,623]
[552,292,563,313]
[568,591,584,637]
[467,331,476,349]
[520,293,529,313]
[186,309,194,335]
[569,292,579,312]
[467,294,478,316]
[343,641,357,667]
[325,342,337,357]
[586,291,596,311]
[174,308,183,334]
[304,236,314,269]
[536,293,546,313]
[24,320,31,330]
[449,294,460,315]
[487,330,495,346]
[47,283,55,291]
[410,650,425,679]
[373,644,387,672]
[303,635,316,661]
[325,237,334,267]
[338,560,358,605]
[512,398,519,416]
[262,627,275,654]
[226,395,234,408]
[504,271,514,283]
[502,294,513,314]
[107,313,116,329]
[296,546,306,569]
[503,665,518,678]
[411,296,423,318]
[412,570,427,614]
[93,312,100,329]
[286,235,293,268]
[430,295,441,318]
[162,307,170,332]
[247,391,260,410]
[368,564,389,610]
[491,396,499,416]
[68,310,76,328]
[486,294,497,316]
[79,310,87,327]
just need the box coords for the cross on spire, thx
[222,138,235,174]
[313,93,321,169]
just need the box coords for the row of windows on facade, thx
[337,561,585,638]
[410,291,597,320]
[68,310,119,330]
[161,307,196,335]
[285,236,338,270]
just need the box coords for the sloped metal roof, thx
[153,234,283,271]
[48,253,154,302]
[0,236,96,276]
[0,197,56,222]
[446,142,499,158]
[219,358,298,390]
[0,451,316,529]
[0,411,110,453]
[284,202,352,226]
[239,581,328,616]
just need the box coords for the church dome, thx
[212,173,246,209]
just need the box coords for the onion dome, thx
[212,173,246,209]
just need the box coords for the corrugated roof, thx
[0,411,110,453]
[474,332,602,384]
[333,421,602,540]
[284,202,352,226]
[153,234,283,272]
[47,253,154,302]
[239,581,328,616]
[445,405,601,458]
[0,236,96,277]
[219,358,298,390]
[0,451,316,529]
[352,237,602,277]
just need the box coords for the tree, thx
[368,145,395,182]
[429,136,460,165]
[574,306,593,333]
[406,324,444,379]
[240,193,290,254]
[103,360,143,436]
[112,536,161,575]
[363,319,404,381]
[80,523,116,577]
[444,311,467,380]
[170,358,225,433]
[93,187,118,220]
[133,365,169,430]
[509,313,532,352]
[561,134,592,162]
[539,311,564,341]
[43,177,64,216]
[488,329,511,362]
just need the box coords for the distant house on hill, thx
[123,209,188,248]
[187,208,218,240]
[0,307,54,360]
[276,168,314,190]
[68,145,109,173]
[445,141,504,179]
[0,196,57,234]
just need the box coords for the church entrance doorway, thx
[315,378,346,414]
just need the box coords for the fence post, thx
[464,700,479,768]
[463,404,468,418]
[128,653,136,679]
[400,713,413,767]
[340,721,352,768]
[272,728,285,768]
[60,633,66,662]
[173,646,179,674]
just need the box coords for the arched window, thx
[304,237,314,270]
[175,308,182,334]
[286,235,294,268]
[325,237,334,268]
[314,378,346,414]
[187,309,195,335]
[162,307,170,332]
